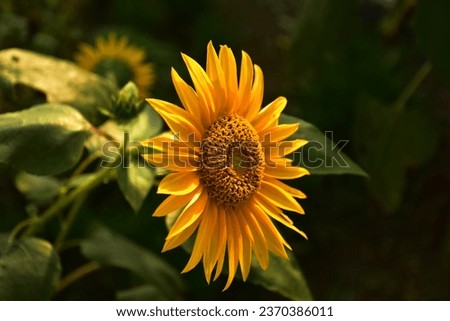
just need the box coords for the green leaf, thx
[83,118,122,154]
[14,172,61,206]
[84,105,163,157]
[103,105,162,212]
[415,0,450,88]
[280,113,368,176]
[116,160,155,213]
[117,105,163,142]
[116,285,162,301]
[0,48,115,124]
[0,103,92,175]
[80,225,185,300]
[249,253,313,300]
[98,106,162,213]
[0,235,62,300]
[353,96,439,212]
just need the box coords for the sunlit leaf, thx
[0,103,92,175]
[249,253,313,300]
[80,226,185,300]
[84,104,163,156]
[280,114,368,176]
[0,235,62,300]
[105,106,162,213]
[116,160,155,213]
[117,105,163,142]
[0,48,115,123]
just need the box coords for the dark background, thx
[1,0,449,300]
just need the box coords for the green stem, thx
[374,61,432,171]
[7,218,35,243]
[91,126,117,142]
[383,61,432,138]
[23,167,112,237]
[70,151,102,178]
[56,262,102,294]
[52,151,102,246]
[393,61,432,114]
[381,0,417,37]
[55,193,87,251]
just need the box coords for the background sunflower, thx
[75,33,155,97]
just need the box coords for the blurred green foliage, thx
[0,0,449,300]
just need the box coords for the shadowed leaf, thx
[280,113,368,176]
[0,235,62,300]
[249,253,313,300]
[80,225,184,300]
[0,103,92,175]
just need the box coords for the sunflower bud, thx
[111,81,143,119]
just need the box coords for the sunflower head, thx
[75,33,154,97]
[143,41,309,290]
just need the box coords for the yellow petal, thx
[240,206,269,270]
[142,153,199,172]
[235,51,253,114]
[141,134,198,154]
[153,186,202,217]
[206,41,227,113]
[249,202,289,259]
[146,98,202,148]
[254,192,293,224]
[223,212,240,291]
[219,45,238,112]
[264,164,310,180]
[265,177,308,199]
[202,202,219,282]
[260,123,299,144]
[244,65,264,122]
[251,96,287,132]
[254,193,307,239]
[265,156,293,168]
[213,206,228,281]
[158,171,200,195]
[182,199,217,273]
[162,218,200,252]
[171,68,206,132]
[167,189,208,239]
[182,53,215,124]
[265,139,308,158]
[235,212,252,281]
[259,180,305,214]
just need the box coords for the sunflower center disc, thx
[200,114,264,207]
[93,58,134,88]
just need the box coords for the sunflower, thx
[75,33,154,97]
[143,42,309,290]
